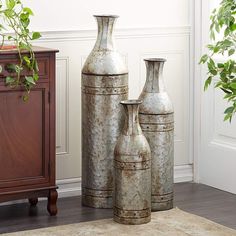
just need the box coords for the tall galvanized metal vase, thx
[114,100,151,225]
[81,15,128,208]
[139,58,174,211]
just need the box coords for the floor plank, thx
[0,183,235,234]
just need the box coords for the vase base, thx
[151,200,173,211]
[82,194,112,209]
[113,206,151,225]
[113,215,151,225]
[151,192,173,211]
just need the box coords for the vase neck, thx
[143,59,166,93]
[121,100,142,136]
[94,15,117,51]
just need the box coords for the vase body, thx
[114,100,151,225]
[139,59,174,211]
[81,15,128,208]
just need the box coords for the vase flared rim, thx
[144,58,166,62]
[121,99,142,105]
[93,14,119,18]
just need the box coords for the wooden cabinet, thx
[0,47,58,215]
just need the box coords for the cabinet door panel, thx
[0,87,50,188]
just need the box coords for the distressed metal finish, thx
[114,100,151,225]
[139,58,174,211]
[81,15,128,209]
[82,15,127,75]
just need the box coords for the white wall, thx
[24,0,190,31]
[23,0,193,196]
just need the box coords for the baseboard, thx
[57,164,193,198]
[0,165,193,205]
[57,178,82,198]
[174,164,193,183]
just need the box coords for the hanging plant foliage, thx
[0,0,41,101]
[200,0,236,122]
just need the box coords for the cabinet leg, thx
[28,198,38,206]
[47,189,58,216]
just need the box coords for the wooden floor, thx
[0,182,236,234]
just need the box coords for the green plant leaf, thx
[224,112,232,122]
[4,9,13,18]
[221,87,231,94]
[204,76,212,91]
[224,106,234,114]
[210,31,215,40]
[5,64,16,73]
[23,56,31,67]
[213,46,220,53]
[20,13,30,28]
[223,39,233,48]
[209,58,216,67]
[207,44,215,51]
[32,32,41,40]
[230,83,236,89]
[23,7,34,16]
[33,73,39,81]
[6,0,16,9]
[5,76,15,84]
[211,69,218,75]
[224,93,232,99]
[217,63,224,68]
[228,48,235,56]
[25,76,36,85]
[215,81,222,88]
[224,27,230,37]
[19,42,30,50]
[0,0,40,100]
[33,60,39,72]
[23,94,29,102]
[199,54,208,64]
[215,22,220,33]
[20,13,29,21]
[230,23,236,31]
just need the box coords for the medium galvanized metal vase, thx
[81,15,128,208]
[113,100,151,225]
[139,58,174,211]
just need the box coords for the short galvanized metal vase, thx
[139,58,174,211]
[81,15,128,208]
[113,100,151,225]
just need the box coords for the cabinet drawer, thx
[0,57,49,81]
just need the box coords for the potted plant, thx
[0,0,41,101]
[200,0,236,122]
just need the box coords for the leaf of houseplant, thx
[32,32,41,40]
[230,83,236,89]
[0,0,42,100]
[25,76,36,85]
[5,76,15,84]
[199,0,236,122]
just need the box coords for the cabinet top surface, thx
[0,46,59,55]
